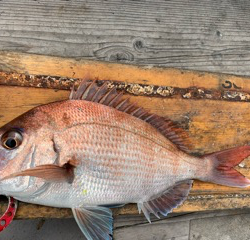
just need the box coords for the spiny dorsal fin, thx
[70,79,192,152]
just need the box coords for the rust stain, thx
[1,71,250,102]
[188,193,250,200]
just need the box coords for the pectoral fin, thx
[138,180,193,222]
[1,163,75,183]
[72,206,113,240]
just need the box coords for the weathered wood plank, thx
[114,209,250,240]
[114,220,190,240]
[1,85,250,218]
[2,85,250,166]
[0,0,250,75]
[114,209,250,229]
[189,212,250,240]
[2,70,250,103]
[2,52,250,98]
[1,52,250,218]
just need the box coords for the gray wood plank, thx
[0,0,250,75]
[114,209,250,229]
[190,213,250,240]
[0,218,85,240]
[114,219,190,240]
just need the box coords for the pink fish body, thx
[0,80,250,239]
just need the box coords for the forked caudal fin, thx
[204,145,250,188]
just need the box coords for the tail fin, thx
[203,146,250,188]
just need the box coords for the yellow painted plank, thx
[1,85,250,197]
[1,52,250,217]
[1,51,250,92]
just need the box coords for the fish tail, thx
[203,145,250,188]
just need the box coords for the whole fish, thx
[0,80,250,239]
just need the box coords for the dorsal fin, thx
[70,79,191,152]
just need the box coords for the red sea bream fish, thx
[0,80,250,239]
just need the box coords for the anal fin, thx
[138,180,193,222]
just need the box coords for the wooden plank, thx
[114,209,250,240]
[1,85,250,218]
[0,218,85,240]
[114,220,190,240]
[2,52,250,98]
[1,85,250,174]
[114,210,250,240]
[1,192,250,219]
[114,209,250,229]
[1,52,250,218]
[189,212,250,240]
[1,1,250,76]
[2,69,250,104]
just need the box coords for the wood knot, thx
[109,51,134,62]
[94,46,134,63]
[133,38,145,52]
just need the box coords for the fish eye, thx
[1,130,23,150]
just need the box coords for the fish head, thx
[0,106,57,195]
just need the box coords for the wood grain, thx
[0,0,250,75]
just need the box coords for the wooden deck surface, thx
[0,0,250,76]
[1,0,250,238]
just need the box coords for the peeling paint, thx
[223,91,250,101]
[183,92,192,99]
[127,83,149,95]
[239,163,245,168]
[156,86,174,97]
